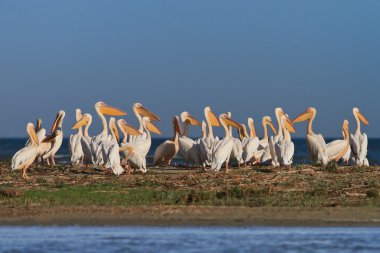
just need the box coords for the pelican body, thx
[241,118,260,164]
[42,110,65,165]
[69,109,84,164]
[199,107,220,166]
[350,108,369,166]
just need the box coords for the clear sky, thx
[1,1,379,138]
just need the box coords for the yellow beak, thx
[293,111,311,123]
[99,104,127,116]
[186,115,201,126]
[71,116,88,130]
[208,111,220,126]
[28,124,39,145]
[137,106,160,121]
[284,117,296,133]
[223,117,241,129]
[357,111,369,125]
[147,121,162,135]
[120,121,142,136]
[267,120,277,135]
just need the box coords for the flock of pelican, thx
[11,102,369,178]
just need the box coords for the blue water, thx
[0,226,379,253]
[1,138,380,165]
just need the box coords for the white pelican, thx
[269,114,296,166]
[324,120,351,163]
[90,102,127,165]
[199,106,220,166]
[25,118,42,146]
[350,107,369,166]
[11,123,39,179]
[195,120,208,167]
[179,111,202,168]
[153,116,182,166]
[273,108,285,143]
[42,110,65,165]
[129,103,161,156]
[211,114,242,173]
[69,109,84,164]
[71,113,94,167]
[255,116,277,164]
[241,118,260,164]
[101,117,120,172]
[118,118,150,174]
[227,112,243,167]
[293,107,350,165]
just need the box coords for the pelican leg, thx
[225,160,229,174]
[51,156,56,166]
[22,165,29,179]
[46,158,50,166]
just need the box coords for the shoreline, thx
[1,206,380,227]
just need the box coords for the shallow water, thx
[0,226,379,253]
[1,138,380,165]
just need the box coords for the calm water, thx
[1,138,380,165]
[0,226,379,253]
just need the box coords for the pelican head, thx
[117,119,142,136]
[142,117,162,135]
[51,110,65,132]
[95,101,127,116]
[219,113,241,129]
[72,113,92,129]
[293,107,316,123]
[27,122,39,145]
[108,117,120,142]
[342,119,350,138]
[133,102,160,121]
[353,107,369,125]
[263,116,277,134]
[35,118,42,132]
[281,115,296,133]
[204,106,220,127]
[180,111,201,126]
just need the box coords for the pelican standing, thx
[269,114,296,166]
[179,111,202,168]
[11,123,39,179]
[90,102,127,165]
[153,116,182,166]
[227,112,243,167]
[129,103,161,155]
[195,120,208,167]
[211,114,242,173]
[350,107,369,166]
[199,106,220,166]
[256,116,277,164]
[42,110,65,165]
[72,113,94,167]
[242,118,260,164]
[69,109,84,164]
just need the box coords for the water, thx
[1,138,380,165]
[0,226,379,253]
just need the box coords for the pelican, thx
[227,112,243,167]
[350,107,369,166]
[211,113,242,173]
[153,116,182,166]
[241,118,260,164]
[11,123,39,179]
[273,108,285,143]
[42,110,65,165]
[195,120,208,167]
[269,114,296,166]
[25,118,43,146]
[69,109,84,164]
[72,113,94,167]
[129,103,161,156]
[199,106,220,166]
[90,102,127,166]
[179,111,202,168]
[118,118,150,174]
[255,116,277,164]
[293,107,350,165]
[101,117,120,172]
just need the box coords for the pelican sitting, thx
[241,118,260,164]
[179,111,202,168]
[350,107,369,166]
[211,114,242,173]
[72,113,94,167]
[129,103,161,156]
[11,123,39,179]
[42,110,65,166]
[199,106,220,166]
[269,114,296,166]
[90,102,127,166]
[293,107,350,165]
[69,109,84,164]
[153,116,182,166]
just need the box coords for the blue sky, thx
[0,1,379,138]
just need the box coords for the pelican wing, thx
[275,140,294,166]
[81,136,94,165]
[306,134,328,165]
[325,139,347,162]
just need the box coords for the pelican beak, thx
[147,121,162,135]
[29,125,39,145]
[186,115,201,126]
[71,116,87,129]
[284,117,296,133]
[50,113,60,133]
[100,104,127,116]
[357,111,369,125]
[293,110,311,123]
[111,124,120,142]
[174,116,183,135]
[223,117,241,129]
[120,121,142,136]
[35,119,42,132]
[267,120,277,134]
[208,111,220,126]
[137,106,160,121]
